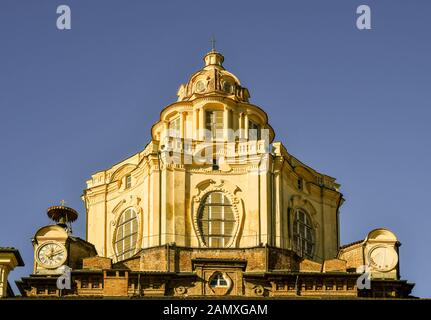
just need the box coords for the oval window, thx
[198,192,236,247]
[115,208,138,261]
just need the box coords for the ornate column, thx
[161,120,169,145]
[199,107,205,140]
[273,158,284,248]
[223,106,230,141]
[180,111,186,139]
[194,109,199,140]
[238,112,244,139]
[244,112,249,140]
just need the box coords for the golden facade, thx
[14,50,414,298]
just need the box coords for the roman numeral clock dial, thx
[36,242,67,269]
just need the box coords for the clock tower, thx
[32,204,97,275]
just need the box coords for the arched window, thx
[248,120,261,140]
[115,208,138,261]
[198,192,235,247]
[293,209,314,259]
[205,110,224,140]
[169,117,180,137]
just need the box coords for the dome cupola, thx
[177,50,250,103]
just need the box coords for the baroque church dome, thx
[176,50,250,103]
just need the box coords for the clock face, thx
[368,246,398,272]
[36,242,67,269]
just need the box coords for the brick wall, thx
[322,259,347,272]
[338,245,364,270]
[82,256,112,270]
[103,270,128,296]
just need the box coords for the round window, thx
[196,80,206,93]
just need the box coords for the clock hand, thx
[51,251,64,258]
[47,250,59,260]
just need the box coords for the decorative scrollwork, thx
[175,286,187,295]
[254,285,265,296]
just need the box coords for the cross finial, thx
[210,36,216,52]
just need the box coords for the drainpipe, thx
[335,194,343,250]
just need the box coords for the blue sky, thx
[0,0,430,297]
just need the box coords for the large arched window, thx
[198,192,235,247]
[115,208,138,261]
[293,209,314,259]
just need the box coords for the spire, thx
[203,36,224,67]
[210,35,216,52]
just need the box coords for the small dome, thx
[177,51,250,103]
[366,228,398,242]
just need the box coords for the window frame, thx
[293,209,315,259]
[125,174,132,189]
[209,273,229,288]
[205,110,224,141]
[169,116,181,138]
[248,120,261,140]
[114,208,139,261]
[198,192,236,248]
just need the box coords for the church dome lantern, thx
[177,49,250,103]
[204,50,224,67]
